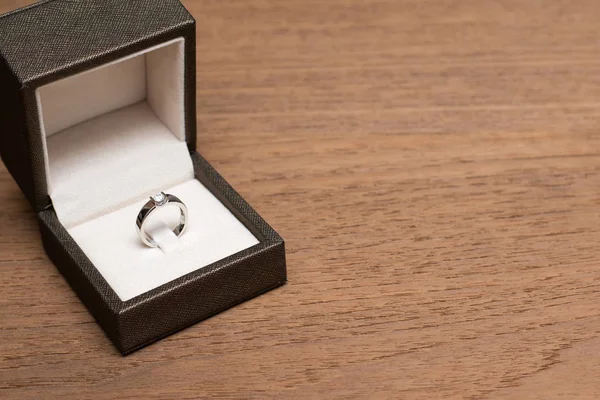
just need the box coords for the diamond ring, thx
[136,192,188,248]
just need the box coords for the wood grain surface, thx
[2,0,600,398]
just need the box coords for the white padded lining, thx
[37,51,147,137]
[69,179,259,301]
[46,102,194,227]
[35,38,259,301]
[38,38,185,140]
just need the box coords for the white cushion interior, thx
[69,179,259,301]
[35,38,259,301]
[45,102,193,227]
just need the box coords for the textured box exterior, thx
[0,0,287,354]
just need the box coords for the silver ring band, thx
[136,192,188,248]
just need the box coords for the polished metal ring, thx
[136,192,188,248]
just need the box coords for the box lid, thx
[0,0,196,211]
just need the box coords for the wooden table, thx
[2,0,600,398]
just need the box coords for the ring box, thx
[0,0,286,355]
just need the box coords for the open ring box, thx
[0,0,286,355]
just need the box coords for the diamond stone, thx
[151,192,166,205]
